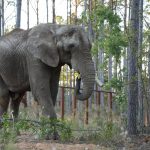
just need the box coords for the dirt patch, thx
[0,132,113,150]
[1,132,150,150]
[14,133,101,150]
[14,134,150,150]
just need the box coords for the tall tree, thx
[138,0,144,131]
[69,0,72,24]
[52,0,56,23]
[123,0,128,93]
[1,0,3,35]
[27,0,29,29]
[108,0,113,88]
[88,0,93,41]
[74,0,77,24]
[97,0,105,107]
[36,0,39,25]
[46,0,49,23]
[127,0,139,135]
[16,0,22,28]
[0,0,2,36]
[67,0,69,24]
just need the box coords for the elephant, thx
[0,23,95,133]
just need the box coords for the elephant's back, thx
[0,32,29,92]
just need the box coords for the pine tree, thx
[16,0,22,28]
[127,0,139,135]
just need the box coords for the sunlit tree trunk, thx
[97,0,105,108]
[127,0,139,135]
[123,0,128,97]
[16,0,22,28]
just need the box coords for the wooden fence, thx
[57,86,115,124]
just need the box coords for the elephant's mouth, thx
[75,77,82,96]
[74,61,95,101]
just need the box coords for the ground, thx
[0,106,150,149]
[0,132,102,150]
[0,133,150,150]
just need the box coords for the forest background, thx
[0,0,150,136]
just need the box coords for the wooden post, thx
[108,92,112,110]
[73,95,77,118]
[108,92,113,121]
[85,99,89,124]
[61,87,65,120]
[97,91,101,116]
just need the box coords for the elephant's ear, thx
[28,27,59,67]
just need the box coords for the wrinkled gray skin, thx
[0,24,95,125]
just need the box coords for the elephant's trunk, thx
[76,56,95,101]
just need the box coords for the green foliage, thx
[32,117,72,141]
[0,114,17,144]
[82,2,127,61]
[103,30,127,61]
[73,117,121,146]
[0,114,72,144]
[104,77,123,91]
[103,77,127,112]
[94,120,121,142]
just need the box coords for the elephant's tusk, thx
[95,75,104,87]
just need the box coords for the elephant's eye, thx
[68,31,74,37]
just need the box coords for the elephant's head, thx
[56,25,95,100]
[28,24,95,101]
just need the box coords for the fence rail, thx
[57,86,114,124]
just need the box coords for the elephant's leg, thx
[50,66,61,106]
[28,62,57,119]
[0,77,10,125]
[0,95,9,117]
[10,92,25,118]
[28,62,59,140]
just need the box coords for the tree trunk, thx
[46,0,49,23]
[97,0,105,108]
[148,34,150,126]
[27,0,29,29]
[127,0,139,135]
[107,0,113,110]
[16,0,22,28]
[0,0,2,36]
[69,0,72,24]
[88,0,93,41]
[1,0,4,35]
[82,0,87,28]
[75,0,78,24]
[138,0,144,131]
[52,0,56,23]
[36,0,39,25]
[123,0,128,100]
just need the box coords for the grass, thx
[0,103,125,149]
